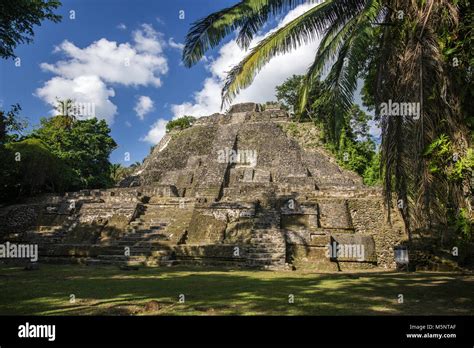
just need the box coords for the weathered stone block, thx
[229,103,259,113]
[318,201,352,229]
[243,168,254,182]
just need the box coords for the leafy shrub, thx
[166,116,196,133]
[2,139,67,199]
[31,117,117,190]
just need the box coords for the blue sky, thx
[0,0,378,165]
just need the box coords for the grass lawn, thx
[0,264,472,315]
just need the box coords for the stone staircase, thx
[247,209,286,269]
[8,213,77,247]
[86,204,176,267]
[22,226,66,245]
[247,229,286,269]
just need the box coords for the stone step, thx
[143,255,174,266]
[253,231,283,235]
[135,240,174,246]
[175,258,245,267]
[117,236,169,243]
[249,238,284,243]
[132,218,166,224]
[103,246,168,253]
[126,228,153,233]
[35,239,64,244]
[250,238,283,244]
[253,224,275,229]
[120,232,168,240]
[115,240,169,246]
[115,240,172,247]
[39,256,86,265]
[138,218,167,224]
[248,247,286,253]
[97,248,169,257]
[96,255,148,262]
[247,252,285,259]
[129,223,166,230]
[85,256,176,268]
[85,259,145,267]
[247,258,285,266]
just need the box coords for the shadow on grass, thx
[0,264,472,316]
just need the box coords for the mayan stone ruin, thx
[0,103,406,270]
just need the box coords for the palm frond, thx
[298,0,386,114]
[298,12,361,114]
[182,0,305,67]
[236,4,270,49]
[222,0,369,106]
[299,0,383,139]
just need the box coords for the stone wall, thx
[348,198,406,269]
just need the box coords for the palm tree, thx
[183,0,471,234]
[110,163,127,185]
[54,98,77,129]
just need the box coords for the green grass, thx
[0,264,472,315]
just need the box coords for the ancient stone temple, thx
[0,103,406,270]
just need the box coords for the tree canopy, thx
[0,101,118,203]
[31,116,117,190]
[0,0,62,59]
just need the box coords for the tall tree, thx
[5,138,65,196]
[31,117,117,190]
[0,0,62,59]
[0,104,27,144]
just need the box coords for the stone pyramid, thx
[0,103,406,270]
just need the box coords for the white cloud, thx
[35,75,118,124]
[171,2,322,119]
[36,24,168,124]
[133,23,165,55]
[134,95,154,120]
[171,77,222,118]
[117,23,127,30]
[141,118,168,144]
[41,35,168,87]
[36,75,117,124]
[168,38,184,50]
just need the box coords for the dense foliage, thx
[276,75,381,186]
[0,104,28,144]
[4,138,66,196]
[110,162,141,185]
[166,116,196,133]
[31,116,117,190]
[0,0,62,59]
[0,104,117,203]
